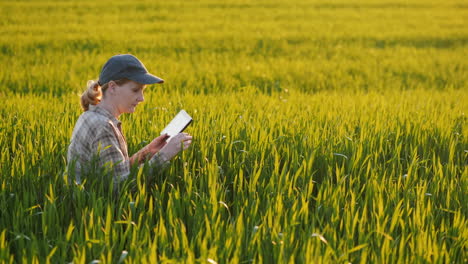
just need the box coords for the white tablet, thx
[160,110,193,139]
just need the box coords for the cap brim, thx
[130,73,164,84]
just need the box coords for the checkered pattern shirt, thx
[67,105,167,184]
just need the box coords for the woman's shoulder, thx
[75,108,114,132]
[80,109,109,123]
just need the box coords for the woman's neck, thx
[98,100,120,119]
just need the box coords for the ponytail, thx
[80,78,130,111]
[80,80,102,111]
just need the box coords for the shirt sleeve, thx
[92,123,130,183]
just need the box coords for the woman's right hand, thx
[158,133,193,161]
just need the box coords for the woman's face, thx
[109,80,146,114]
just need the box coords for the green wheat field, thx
[1,0,467,263]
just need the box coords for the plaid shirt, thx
[67,105,167,184]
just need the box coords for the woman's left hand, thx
[131,134,170,165]
[147,134,170,155]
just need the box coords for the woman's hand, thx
[147,133,170,155]
[131,134,170,165]
[158,133,193,161]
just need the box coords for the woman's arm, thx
[130,134,170,165]
[136,133,193,169]
[93,124,131,183]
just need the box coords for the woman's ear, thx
[107,81,116,95]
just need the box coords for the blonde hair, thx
[80,79,130,111]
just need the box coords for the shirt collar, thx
[89,104,121,126]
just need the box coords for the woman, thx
[67,54,192,185]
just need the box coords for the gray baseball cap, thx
[98,54,164,86]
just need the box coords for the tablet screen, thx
[160,110,192,138]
